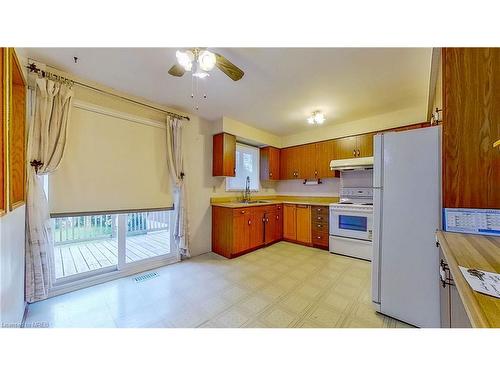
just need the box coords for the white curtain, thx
[25,78,74,302]
[166,116,190,258]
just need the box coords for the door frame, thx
[48,210,179,297]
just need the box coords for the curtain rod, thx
[26,62,190,121]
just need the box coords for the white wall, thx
[275,178,340,197]
[0,207,26,327]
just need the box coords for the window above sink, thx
[226,143,260,191]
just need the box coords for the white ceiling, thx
[19,48,432,135]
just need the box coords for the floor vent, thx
[134,272,159,283]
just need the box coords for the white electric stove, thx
[329,187,373,261]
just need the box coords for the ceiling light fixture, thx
[198,50,216,71]
[307,111,326,125]
[175,50,194,71]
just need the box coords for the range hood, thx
[329,156,374,171]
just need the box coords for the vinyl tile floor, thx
[24,242,413,328]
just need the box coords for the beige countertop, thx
[437,230,500,328]
[210,195,339,208]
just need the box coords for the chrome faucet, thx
[243,176,251,202]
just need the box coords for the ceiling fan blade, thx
[215,53,244,81]
[168,64,185,77]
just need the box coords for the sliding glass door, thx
[51,210,176,286]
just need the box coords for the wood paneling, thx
[260,146,280,180]
[443,48,500,208]
[283,204,296,240]
[296,204,312,244]
[212,132,236,177]
[8,49,26,210]
[0,48,5,215]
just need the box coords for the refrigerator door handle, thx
[371,187,382,305]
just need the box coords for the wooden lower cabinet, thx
[213,203,325,258]
[296,205,312,245]
[439,248,472,328]
[283,204,297,240]
[212,204,283,259]
[311,205,329,249]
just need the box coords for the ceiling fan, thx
[168,48,244,81]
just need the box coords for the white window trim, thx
[225,142,260,192]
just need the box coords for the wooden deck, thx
[54,231,170,279]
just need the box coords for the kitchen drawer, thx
[233,208,251,216]
[312,231,329,246]
[312,221,328,233]
[312,206,329,216]
[312,213,328,223]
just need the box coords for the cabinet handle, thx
[317,224,322,228]
[276,215,279,220]
[317,236,322,239]
[314,170,318,176]
[248,220,251,225]
[241,210,245,214]
[317,217,322,220]
[270,172,273,177]
[357,149,360,157]
[353,149,356,156]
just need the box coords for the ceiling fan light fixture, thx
[192,65,210,79]
[176,50,194,71]
[198,50,216,71]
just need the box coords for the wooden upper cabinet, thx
[260,146,280,180]
[213,132,236,177]
[336,136,358,159]
[296,205,312,244]
[356,133,374,157]
[443,48,500,208]
[316,140,338,178]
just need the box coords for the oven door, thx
[330,207,373,241]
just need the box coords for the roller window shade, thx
[49,102,173,216]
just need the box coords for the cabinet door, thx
[213,133,236,176]
[450,284,472,328]
[356,133,374,157]
[335,136,357,159]
[302,143,318,179]
[233,212,250,255]
[265,210,277,244]
[280,147,296,180]
[316,140,337,178]
[249,208,265,249]
[269,147,280,180]
[288,146,301,179]
[260,146,280,180]
[275,205,283,240]
[296,205,312,244]
[283,204,297,240]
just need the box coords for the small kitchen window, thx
[226,143,260,191]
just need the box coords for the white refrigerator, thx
[371,126,441,328]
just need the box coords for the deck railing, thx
[54,211,170,245]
